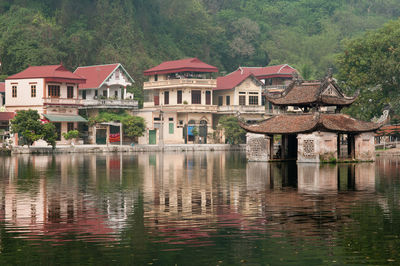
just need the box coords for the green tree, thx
[11,110,43,146]
[337,19,400,119]
[10,109,57,147]
[122,116,146,139]
[218,116,246,144]
[42,122,58,148]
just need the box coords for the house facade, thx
[138,58,218,144]
[137,58,301,145]
[5,65,87,144]
[74,63,138,144]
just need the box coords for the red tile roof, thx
[241,113,382,134]
[74,63,125,90]
[240,64,297,79]
[0,82,4,93]
[216,71,262,91]
[0,112,15,121]
[144,58,218,76]
[215,64,297,91]
[376,125,400,136]
[7,65,85,83]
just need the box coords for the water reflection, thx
[0,152,392,264]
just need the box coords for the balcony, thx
[217,105,267,114]
[144,79,217,90]
[81,99,139,109]
[43,98,82,106]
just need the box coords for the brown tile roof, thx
[376,125,400,136]
[241,113,382,134]
[266,79,357,107]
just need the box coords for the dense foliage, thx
[0,0,399,83]
[218,116,246,144]
[1,0,400,119]
[337,19,400,121]
[10,109,57,147]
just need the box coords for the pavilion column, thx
[354,132,375,161]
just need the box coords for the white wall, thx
[5,78,44,108]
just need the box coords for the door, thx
[199,120,208,144]
[96,128,107,144]
[149,130,157,144]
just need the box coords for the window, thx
[206,91,211,105]
[177,90,182,104]
[154,74,158,81]
[164,91,169,105]
[95,90,98,97]
[31,85,36,98]
[82,90,87,100]
[226,96,230,106]
[249,96,258,105]
[48,85,60,97]
[169,117,174,121]
[218,96,223,106]
[191,90,201,104]
[12,85,17,98]
[239,95,246,105]
[67,86,74,98]
[103,90,107,97]
[67,122,74,132]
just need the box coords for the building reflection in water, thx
[0,152,377,246]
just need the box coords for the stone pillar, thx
[246,133,271,161]
[354,132,375,161]
[297,132,337,163]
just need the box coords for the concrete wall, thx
[246,133,270,161]
[297,132,337,163]
[5,78,44,108]
[355,132,375,161]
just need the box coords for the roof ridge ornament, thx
[374,105,390,124]
[292,71,302,85]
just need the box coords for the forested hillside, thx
[0,0,399,91]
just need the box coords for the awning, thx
[43,114,87,122]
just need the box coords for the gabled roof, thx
[74,63,134,90]
[266,77,358,107]
[240,113,382,134]
[144,58,218,76]
[6,65,85,83]
[216,71,262,91]
[240,64,297,79]
[0,82,4,93]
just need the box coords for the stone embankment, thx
[11,144,246,154]
[376,147,400,156]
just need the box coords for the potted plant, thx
[62,130,80,145]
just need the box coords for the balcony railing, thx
[43,98,82,105]
[217,105,266,114]
[144,79,217,90]
[82,99,138,109]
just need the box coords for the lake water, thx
[0,152,399,265]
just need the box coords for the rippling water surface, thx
[0,152,399,265]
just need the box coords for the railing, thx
[43,98,82,105]
[217,105,266,113]
[82,99,139,108]
[144,79,217,89]
[263,85,287,92]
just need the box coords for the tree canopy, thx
[337,19,400,121]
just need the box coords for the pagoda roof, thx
[240,113,384,134]
[144,58,218,76]
[266,77,358,107]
